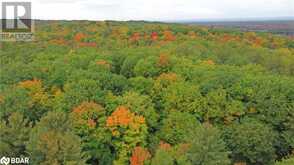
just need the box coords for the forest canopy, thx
[0,20,294,165]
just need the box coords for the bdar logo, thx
[0,157,10,165]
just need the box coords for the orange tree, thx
[106,106,148,165]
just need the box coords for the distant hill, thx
[173,18,294,36]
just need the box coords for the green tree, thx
[1,79,50,122]
[128,76,154,95]
[0,112,31,157]
[203,88,245,123]
[158,111,199,145]
[151,149,174,165]
[161,82,204,116]
[27,111,86,165]
[134,56,160,78]
[70,101,113,165]
[98,73,129,95]
[282,115,294,155]
[223,118,276,165]
[186,124,231,165]
[120,92,159,128]
[275,157,294,165]
[58,79,105,111]
[120,55,141,78]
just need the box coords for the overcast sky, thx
[2,0,294,21]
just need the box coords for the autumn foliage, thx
[18,79,42,90]
[18,79,48,106]
[163,30,176,41]
[106,106,145,128]
[157,73,178,82]
[130,32,141,42]
[130,146,151,165]
[2,20,294,165]
[221,34,234,42]
[202,59,215,65]
[106,106,147,164]
[96,60,111,68]
[49,38,68,46]
[159,141,172,151]
[74,32,86,42]
[71,101,104,128]
[151,32,158,41]
[157,53,170,67]
[187,31,197,39]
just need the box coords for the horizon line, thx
[26,16,294,22]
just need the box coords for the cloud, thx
[23,0,294,20]
[33,0,80,4]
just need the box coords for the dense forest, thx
[0,20,294,165]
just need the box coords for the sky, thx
[1,0,294,21]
